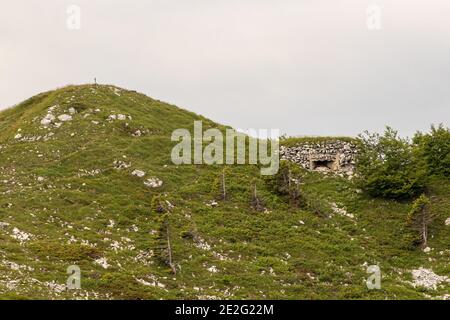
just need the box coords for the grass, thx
[0,84,448,300]
[280,136,357,147]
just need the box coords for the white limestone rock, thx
[411,268,449,290]
[57,114,72,122]
[95,257,110,269]
[113,160,131,170]
[132,170,146,178]
[41,114,55,126]
[144,178,163,188]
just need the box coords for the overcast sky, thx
[1,0,449,137]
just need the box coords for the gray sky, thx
[1,0,449,137]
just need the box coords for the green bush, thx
[407,194,434,248]
[355,127,427,199]
[413,124,450,177]
[151,194,166,214]
[29,241,101,261]
[265,160,305,206]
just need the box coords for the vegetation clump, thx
[413,124,450,178]
[265,161,304,206]
[407,194,434,248]
[355,127,427,199]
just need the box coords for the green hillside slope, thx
[0,84,448,299]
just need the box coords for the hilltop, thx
[0,84,448,299]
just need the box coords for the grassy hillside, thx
[0,84,448,300]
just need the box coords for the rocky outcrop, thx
[280,140,357,174]
[411,268,449,290]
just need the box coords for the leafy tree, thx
[413,124,450,177]
[355,127,427,199]
[407,194,434,248]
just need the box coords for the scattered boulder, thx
[113,160,131,170]
[40,105,58,127]
[11,227,33,243]
[94,257,110,269]
[144,178,163,188]
[131,169,146,178]
[108,113,131,122]
[132,130,142,137]
[207,265,219,273]
[40,114,55,126]
[331,202,354,219]
[0,222,10,228]
[57,114,72,122]
[205,200,219,208]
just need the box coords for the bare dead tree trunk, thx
[166,226,176,275]
[252,183,261,211]
[287,168,291,190]
[221,168,227,200]
[422,212,428,247]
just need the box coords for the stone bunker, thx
[280,140,358,175]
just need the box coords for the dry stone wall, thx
[280,140,358,175]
